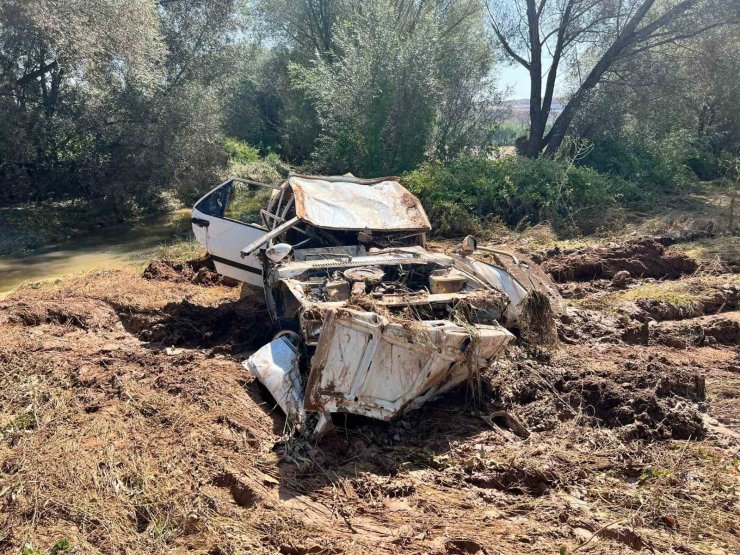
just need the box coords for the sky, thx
[500,64,532,100]
[499,54,570,101]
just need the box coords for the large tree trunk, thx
[493,0,711,157]
[521,0,544,158]
[542,45,625,155]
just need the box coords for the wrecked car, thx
[192,173,561,433]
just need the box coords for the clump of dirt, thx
[488,352,706,440]
[143,255,238,287]
[122,297,272,352]
[348,474,416,500]
[621,283,740,323]
[556,279,612,299]
[556,307,624,344]
[648,314,740,347]
[2,298,119,330]
[518,290,558,350]
[461,459,558,496]
[630,298,704,321]
[143,258,201,282]
[558,295,740,349]
[540,238,698,282]
[651,229,714,246]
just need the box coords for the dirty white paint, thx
[192,206,267,286]
[462,259,529,323]
[304,309,514,420]
[191,178,268,286]
[191,174,563,431]
[244,337,304,423]
[289,175,431,232]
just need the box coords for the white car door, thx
[191,179,274,287]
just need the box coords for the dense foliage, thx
[0,0,737,237]
[0,0,240,214]
[571,25,740,187]
[404,156,633,237]
[233,0,499,174]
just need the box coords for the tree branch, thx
[16,60,58,87]
[485,4,532,69]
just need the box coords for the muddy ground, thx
[0,237,738,554]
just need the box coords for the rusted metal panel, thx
[304,308,514,420]
[288,175,431,232]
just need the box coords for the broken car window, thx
[224,182,272,225]
[195,183,230,218]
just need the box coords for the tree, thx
[569,24,740,183]
[486,0,740,157]
[0,0,247,210]
[256,0,346,61]
[288,0,498,175]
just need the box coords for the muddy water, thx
[0,209,191,296]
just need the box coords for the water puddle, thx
[0,209,191,296]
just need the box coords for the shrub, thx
[581,132,694,193]
[403,155,630,237]
[224,138,261,165]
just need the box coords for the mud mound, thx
[621,283,740,323]
[462,460,557,496]
[557,279,612,299]
[541,238,698,282]
[631,298,703,321]
[143,258,202,282]
[2,257,739,553]
[143,256,238,287]
[651,229,713,246]
[647,314,740,347]
[122,298,272,352]
[2,298,118,330]
[0,325,278,554]
[557,307,624,344]
[489,354,706,439]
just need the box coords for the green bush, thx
[224,138,261,165]
[581,132,694,192]
[403,156,632,237]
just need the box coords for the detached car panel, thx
[304,309,513,420]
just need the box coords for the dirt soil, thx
[1,242,738,555]
[142,256,240,288]
[539,238,699,282]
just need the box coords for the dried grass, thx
[519,290,558,351]
[576,273,740,314]
[677,236,740,271]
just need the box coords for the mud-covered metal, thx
[193,173,563,433]
[244,337,304,423]
[287,175,431,232]
[304,308,514,419]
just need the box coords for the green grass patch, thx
[576,274,740,313]
[129,237,205,264]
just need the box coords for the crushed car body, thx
[192,173,562,432]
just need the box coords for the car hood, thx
[287,174,431,232]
